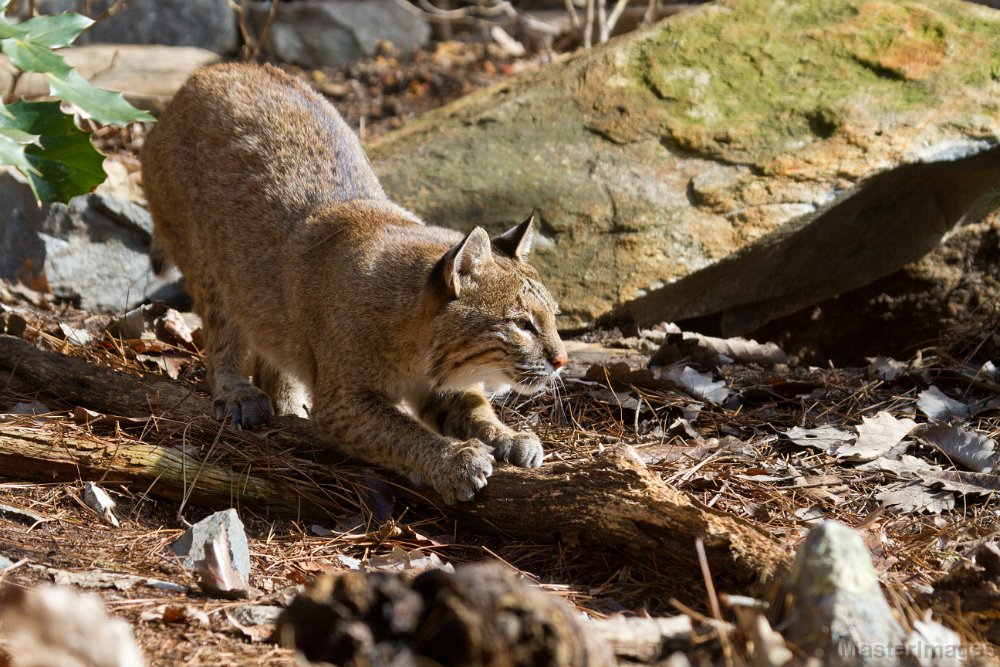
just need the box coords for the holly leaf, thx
[0,37,153,125]
[0,100,105,203]
[13,13,94,48]
[49,68,154,124]
[0,125,40,176]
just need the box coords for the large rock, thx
[29,0,238,54]
[369,0,1000,331]
[0,174,178,312]
[252,0,431,68]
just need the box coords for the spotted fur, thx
[141,63,567,503]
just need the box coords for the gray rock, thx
[369,0,1000,332]
[229,604,283,626]
[0,175,180,313]
[0,555,13,570]
[170,509,251,585]
[253,0,431,68]
[30,0,238,54]
[776,521,905,666]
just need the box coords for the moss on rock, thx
[370,0,1000,328]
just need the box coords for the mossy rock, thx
[370,0,1000,330]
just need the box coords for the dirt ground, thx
[1,40,999,667]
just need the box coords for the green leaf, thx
[0,126,39,145]
[48,68,154,124]
[0,37,152,125]
[0,100,105,203]
[16,13,93,48]
[0,134,35,176]
[0,36,70,74]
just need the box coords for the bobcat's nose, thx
[550,352,568,370]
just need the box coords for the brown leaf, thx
[835,412,916,462]
[877,482,955,514]
[921,424,999,473]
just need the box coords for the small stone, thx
[229,605,283,626]
[170,509,251,585]
[777,521,905,666]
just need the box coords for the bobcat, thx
[141,64,567,503]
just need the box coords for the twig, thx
[563,0,580,31]
[605,0,631,38]
[583,0,595,48]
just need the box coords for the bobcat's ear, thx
[492,213,535,261]
[442,227,493,297]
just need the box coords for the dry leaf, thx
[365,546,454,573]
[135,353,188,380]
[835,412,917,462]
[921,470,1000,496]
[658,365,731,405]
[653,331,788,367]
[783,425,854,454]
[916,386,970,423]
[859,454,941,476]
[82,482,120,528]
[58,323,91,346]
[866,356,909,381]
[225,606,280,642]
[72,406,148,429]
[921,424,999,473]
[877,482,955,514]
[140,604,209,626]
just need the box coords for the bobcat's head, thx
[429,215,567,395]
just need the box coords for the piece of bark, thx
[588,615,698,663]
[278,561,616,667]
[0,334,787,587]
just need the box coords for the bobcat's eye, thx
[515,318,537,335]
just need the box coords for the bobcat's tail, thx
[150,234,174,276]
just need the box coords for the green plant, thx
[0,0,152,203]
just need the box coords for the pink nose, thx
[551,353,568,370]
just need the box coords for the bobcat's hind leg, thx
[252,355,310,417]
[200,292,272,428]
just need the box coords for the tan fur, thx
[141,64,567,503]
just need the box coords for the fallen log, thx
[0,423,336,519]
[0,334,788,587]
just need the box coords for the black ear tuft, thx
[492,213,535,261]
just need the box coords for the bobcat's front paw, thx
[490,430,544,468]
[213,383,273,428]
[434,439,494,504]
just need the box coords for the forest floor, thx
[1,42,999,666]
